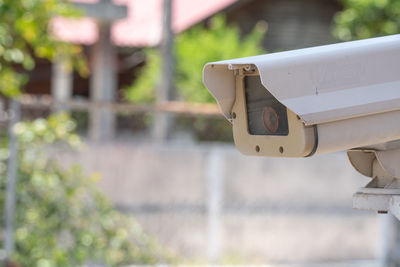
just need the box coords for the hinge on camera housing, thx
[229,64,257,76]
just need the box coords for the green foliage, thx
[333,0,400,41]
[0,0,88,97]
[0,114,172,266]
[125,15,266,103]
[175,16,266,103]
[124,49,161,103]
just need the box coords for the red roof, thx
[51,0,238,47]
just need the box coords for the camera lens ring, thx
[262,106,279,133]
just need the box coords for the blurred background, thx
[1,0,400,266]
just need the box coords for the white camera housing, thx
[203,34,400,218]
[203,34,400,158]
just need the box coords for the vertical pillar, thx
[4,99,20,261]
[206,149,224,262]
[51,54,73,112]
[89,21,117,141]
[380,214,400,267]
[153,0,174,141]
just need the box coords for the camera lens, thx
[262,106,279,133]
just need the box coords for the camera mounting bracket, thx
[348,144,400,220]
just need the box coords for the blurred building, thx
[26,0,238,97]
[227,0,341,51]
[26,0,341,97]
[23,0,341,141]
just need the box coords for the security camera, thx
[203,34,400,158]
[203,34,400,218]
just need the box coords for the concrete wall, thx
[55,140,381,263]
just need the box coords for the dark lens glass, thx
[245,76,289,136]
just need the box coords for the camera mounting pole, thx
[348,142,400,220]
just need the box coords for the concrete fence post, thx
[51,54,73,112]
[379,213,400,267]
[4,99,20,260]
[206,148,225,262]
